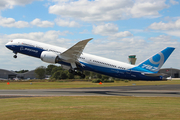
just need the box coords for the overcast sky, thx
[0,0,180,71]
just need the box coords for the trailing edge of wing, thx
[60,38,93,62]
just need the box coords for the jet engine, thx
[40,51,60,63]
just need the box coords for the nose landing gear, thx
[13,54,17,58]
[13,51,17,58]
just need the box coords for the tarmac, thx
[0,84,180,98]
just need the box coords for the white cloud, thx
[0,0,40,10]
[55,18,80,27]
[131,0,168,18]
[6,30,70,43]
[148,21,175,30]
[0,17,55,28]
[149,35,177,43]
[79,29,89,34]
[31,18,54,27]
[0,17,29,28]
[92,23,133,38]
[165,31,180,37]
[112,31,133,38]
[170,0,179,5]
[49,0,168,22]
[92,23,118,36]
[148,18,180,37]
[148,19,180,30]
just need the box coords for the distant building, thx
[16,70,37,79]
[0,69,16,79]
[128,55,137,65]
[0,69,36,80]
[159,68,180,78]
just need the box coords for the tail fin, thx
[138,47,175,73]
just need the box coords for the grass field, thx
[0,96,180,120]
[1,80,180,120]
[0,80,180,90]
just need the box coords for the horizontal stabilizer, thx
[142,73,166,77]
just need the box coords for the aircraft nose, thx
[5,42,10,47]
[5,42,10,46]
[5,41,13,49]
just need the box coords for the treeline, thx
[34,64,116,81]
[15,70,29,73]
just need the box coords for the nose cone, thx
[5,42,10,46]
[5,41,13,50]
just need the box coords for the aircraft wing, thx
[60,38,92,63]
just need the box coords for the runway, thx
[0,84,180,98]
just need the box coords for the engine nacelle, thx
[40,51,60,64]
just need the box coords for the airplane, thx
[5,38,175,80]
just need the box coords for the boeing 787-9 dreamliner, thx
[5,38,175,80]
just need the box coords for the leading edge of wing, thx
[60,38,93,62]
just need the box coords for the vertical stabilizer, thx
[138,47,175,73]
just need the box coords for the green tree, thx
[84,71,90,76]
[46,64,57,75]
[97,73,102,79]
[60,71,68,79]
[51,70,69,80]
[35,66,46,79]
[15,70,29,73]
[90,72,97,78]
[51,70,61,80]
[67,72,74,79]
[102,75,109,80]
[51,66,63,75]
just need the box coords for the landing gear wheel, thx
[13,55,17,58]
[69,69,85,78]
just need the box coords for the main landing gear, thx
[69,69,86,78]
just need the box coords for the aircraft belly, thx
[126,71,162,80]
